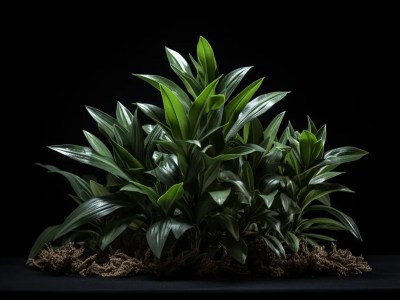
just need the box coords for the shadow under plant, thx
[28,37,370,277]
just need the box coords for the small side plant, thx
[29,37,370,277]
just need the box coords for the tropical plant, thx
[28,36,367,267]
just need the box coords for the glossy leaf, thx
[302,183,353,208]
[218,66,252,100]
[133,74,191,110]
[28,225,61,261]
[83,131,113,158]
[100,216,134,250]
[225,92,289,141]
[225,237,248,264]
[54,195,128,239]
[136,103,167,128]
[209,188,231,206]
[146,219,172,258]
[49,145,130,181]
[86,106,117,139]
[165,47,193,76]
[170,219,192,239]
[197,36,217,84]
[285,232,300,252]
[263,111,286,151]
[324,146,368,164]
[306,205,362,240]
[160,84,189,140]
[36,164,92,202]
[157,183,184,215]
[259,190,278,208]
[224,78,264,124]
[309,171,343,185]
[116,102,134,130]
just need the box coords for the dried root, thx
[30,238,371,278]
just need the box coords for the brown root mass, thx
[29,237,371,278]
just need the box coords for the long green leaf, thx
[86,106,117,139]
[306,205,362,240]
[36,163,92,202]
[83,131,113,158]
[197,36,217,84]
[218,66,252,100]
[160,84,189,140]
[224,78,264,123]
[225,92,289,141]
[188,78,220,137]
[146,219,172,258]
[324,146,368,164]
[263,111,286,151]
[133,74,191,110]
[302,183,353,208]
[136,103,167,127]
[28,225,61,261]
[100,216,134,250]
[165,47,193,76]
[157,183,184,215]
[55,196,128,239]
[116,102,134,130]
[49,145,130,181]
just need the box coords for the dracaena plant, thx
[28,36,367,266]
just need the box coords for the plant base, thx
[29,237,371,278]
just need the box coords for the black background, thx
[5,7,397,257]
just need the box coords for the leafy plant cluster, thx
[29,37,367,264]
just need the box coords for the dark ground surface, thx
[1,256,399,295]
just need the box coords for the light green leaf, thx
[188,78,220,137]
[209,188,231,206]
[197,36,217,84]
[160,84,189,140]
[224,78,264,124]
[299,130,318,167]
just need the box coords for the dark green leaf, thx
[209,188,231,206]
[285,232,300,252]
[49,145,130,181]
[146,219,172,258]
[36,163,92,202]
[157,183,184,215]
[306,205,362,240]
[101,216,134,250]
[225,92,289,141]
[86,106,117,139]
[89,180,109,197]
[116,102,134,130]
[83,131,113,158]
[259,190,278,208]
[170,219,192,239]
[302,183,353,208]
[309,171,343,185]
[225,236,248,264]
[262,235,285,257]
[136,103,167,128]
[28,225,61,261]
[215,213,239,241]
[263,111,286,151]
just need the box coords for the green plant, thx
[28,37,367,266]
